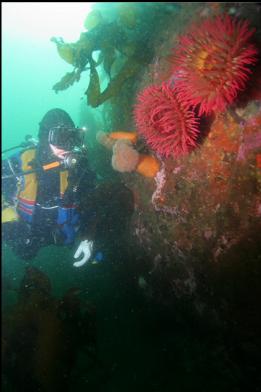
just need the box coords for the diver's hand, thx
[73,240,93,267]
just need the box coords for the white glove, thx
[73,240,93,268]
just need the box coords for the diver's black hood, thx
[38,108,75,138]
[37,108,75,164]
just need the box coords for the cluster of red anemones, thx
[134,82,200,158]
[133,14,258,158]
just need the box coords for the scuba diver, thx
[2,108,98,267]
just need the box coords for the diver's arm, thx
[77,169,98,241]
[72,161,98,267]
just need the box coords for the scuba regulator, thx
[62,153,78,169]
[61,147,86,169]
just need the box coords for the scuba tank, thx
[2,135,38,154]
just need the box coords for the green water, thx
[2,5,99,152]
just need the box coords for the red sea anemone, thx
[172,14,258,115]
[134,82,200,158]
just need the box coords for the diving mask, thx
[48,126,85,151]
